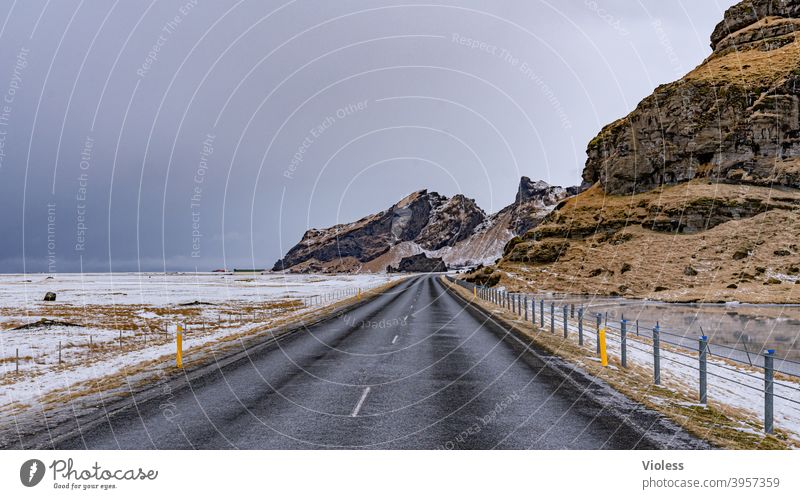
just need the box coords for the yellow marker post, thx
[358,288,361,300]
[176,324,184,369]
[599,328,608,367]
[473,287,477,298]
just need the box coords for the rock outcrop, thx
[272,190,485,272]
[387,253,448,273]
[273,177,578,273]
[503,176,578,235]
[584,0,800,195]
[484,0,800,304]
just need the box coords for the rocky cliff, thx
[273,177,576,273]
[387,253,448,273]
[584,0,800,195]
[485,0,800,304]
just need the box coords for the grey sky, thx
[0,0,737,273]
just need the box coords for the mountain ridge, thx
[477,0,800,304]
[273,177,577,273]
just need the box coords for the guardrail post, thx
[596,314,602,355]
[764,349,775,434]
[578,308,584,346]
[532,296,536,324]
[518,295,522,316]
[524,296,528,321]
[653,323,661,385]
[540,300,544,328]
[699,335,708,404]
[550,303,555,334]
[563,305,568,338]
[636,319,640,337]
[620,318,627,368]
[570,303,575,319]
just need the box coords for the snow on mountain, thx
[273,177,579,273]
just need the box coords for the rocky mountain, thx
[272,177,576,273]
[481,0,800,304]
[584,0,800,195]
[387,253,448,273]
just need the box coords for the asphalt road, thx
[54,275,676,449]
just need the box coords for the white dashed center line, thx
[350,387,371,417]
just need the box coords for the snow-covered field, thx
[0,272,401,412]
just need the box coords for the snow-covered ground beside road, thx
[0,272,402,413]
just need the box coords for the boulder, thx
[388,253,447,273]
[43,292,56,301]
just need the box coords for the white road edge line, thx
[391,335,399,344]
[351,387,371,417]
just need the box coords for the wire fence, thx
[447,276,800,436]
[1,287,364,374]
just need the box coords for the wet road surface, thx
[53,276,673,449]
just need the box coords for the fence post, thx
[636,319,640,337]
[563,305,568,338]
[699,335,708,404]
[570,303,575,319]
[550,303,555,334]
[653,323,661,385]
[176,327,183,369]
[578,308,584,346]
[524,296,528,321]
[59,341,62,364]
[764,349,775,434]
[620,318,627,368]
[596,313,602,355]
[540,300,544,328]
[16,348,19,372]
[512,294,516,314]
[518,295,522,316]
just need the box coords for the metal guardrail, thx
[446,275,800,435]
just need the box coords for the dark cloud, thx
[0,0,736,272]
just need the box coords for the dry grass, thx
[496,180,800,304]
[1,277,408,433]
[444,277,797,449]
[687,18,800,86]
